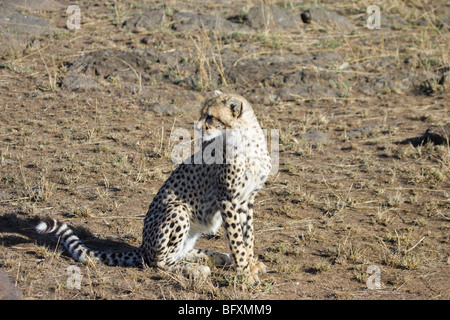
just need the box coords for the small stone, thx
[301,9,312,24]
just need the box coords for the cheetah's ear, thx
[212,90,223,98]
[227,97,242,118]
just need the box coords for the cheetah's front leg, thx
[219,199,261,284]
[240,196,268,276]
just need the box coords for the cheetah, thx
[36,90,272,283]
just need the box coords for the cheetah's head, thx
[197,90,256,142]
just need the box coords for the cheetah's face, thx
[197,90,246,142]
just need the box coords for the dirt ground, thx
[0,0,449,300]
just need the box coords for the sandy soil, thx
[0,0,449,300]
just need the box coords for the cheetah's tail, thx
[36,217,143,266]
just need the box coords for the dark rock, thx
[0,4,57,54]
[64,49,166,89]
[423,124,450,145]
[246,4,303,30]
[123,9,165,33]
[228,58,282,87]
[67,49,158,78]
[1,0,63,12]
[308,8,354,33]
[0,7,55,35]
[172,12,250,33]
[63,48,207,90]
[355,71,415,95]
[62,72,99,91]
[301,9,312,24]
[276,84,342,101]
[228,53,343,101]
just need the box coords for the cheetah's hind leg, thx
[147,203,213,279]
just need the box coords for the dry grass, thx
[0,0,449,300]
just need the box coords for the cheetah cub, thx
[36,90,271,284]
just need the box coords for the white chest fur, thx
[225,127,271,202]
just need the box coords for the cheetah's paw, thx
[250,261,268,275]
[195,265,211,278]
